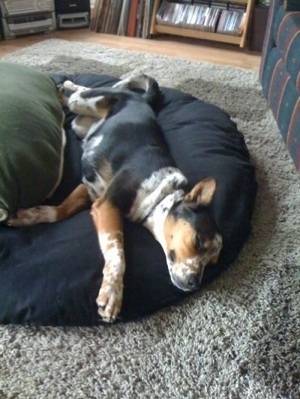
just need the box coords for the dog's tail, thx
[113,74,161,111]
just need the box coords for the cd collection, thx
[156,0,246,36]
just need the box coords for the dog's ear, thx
[184,178,217,207]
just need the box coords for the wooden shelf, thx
[150,0,256,48]
[248,5,270,52]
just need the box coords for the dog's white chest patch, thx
[82,133,104,162]
[127,167,187,222]
[87,134,103,149]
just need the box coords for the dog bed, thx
[0,73,257,326]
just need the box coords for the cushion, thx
[273,6,300,91]
[0,61,64,221]
[283,0,300,11]
[0,73,257,326]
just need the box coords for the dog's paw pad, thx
[96,283,122,323]
[63,80,76,90]
[8,206,57,226]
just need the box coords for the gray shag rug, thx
[1,39,299,399]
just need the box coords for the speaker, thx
[0,0,56,39]
[55,0,90,28]
[55,0,90,14]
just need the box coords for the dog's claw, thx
[96,282,122,323]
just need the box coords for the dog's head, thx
[164,178,222,291]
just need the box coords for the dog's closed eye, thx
[196,234,206,252]
[169,250,176,263]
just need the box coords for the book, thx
[90,0,104,31]
[93,0,110,32]
[117,0,132,36]
[142,0,154,38]
[105,0,123,34]
[127,0,140,36]
[135,0,145,37]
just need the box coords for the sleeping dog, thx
[9,75,223,322]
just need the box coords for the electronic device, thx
[54,0,90,29]
[0,0,56,40]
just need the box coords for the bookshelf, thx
[248,3,269,52]
[150,0,256,48]
[91,0,155,38]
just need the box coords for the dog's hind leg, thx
[63,80,89,93]
[67,90,112,120]
[8,184,91,226]
[58,81,89,106]
[91,198,125,323]
[71,115,99,139]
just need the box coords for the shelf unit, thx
[150,0,256,48]
[248,4,269,52]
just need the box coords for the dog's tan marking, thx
[164,217,199,264]
[95,98,112,118]
[71,115,99,139]
[184,177,217,206]
[98,157,114,185]
[164,216,221,264]
[91,199,125,322]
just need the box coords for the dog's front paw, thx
[96,280,123,323]
[8,206,57,226]
[62,80,78,91]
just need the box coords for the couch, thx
[259,0,300,171]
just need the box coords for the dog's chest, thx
[81,124,188,221]
[127,167,188,222]
[82,130,104,156]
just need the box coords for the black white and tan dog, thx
[9,74,223,322]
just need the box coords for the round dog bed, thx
[0,73,257,326]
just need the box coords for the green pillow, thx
[0,62,65,221]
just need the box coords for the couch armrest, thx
[283,0,300,11]
[259,0,280,82]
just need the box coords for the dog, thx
[8,74,223,323]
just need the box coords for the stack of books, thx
[90,0,155,38]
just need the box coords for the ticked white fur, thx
[128,167,187,222]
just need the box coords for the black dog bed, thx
[0,74,257,326]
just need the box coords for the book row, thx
[90,0,155,38]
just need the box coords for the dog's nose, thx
[186,273,201,291]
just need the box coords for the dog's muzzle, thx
[169,265,204,292]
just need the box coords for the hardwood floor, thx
[0,28,261,71]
